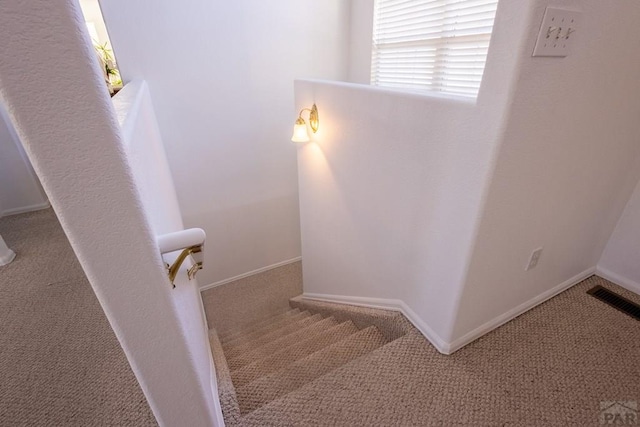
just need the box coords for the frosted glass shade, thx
[291,122,310,143]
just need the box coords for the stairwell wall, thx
[99,0,351,287]
[452,0,640,342]
[0,102,48,216]
[0,1,220,425]
[295,1,529,349]
[297,0,640,352]
[598,176,640,295]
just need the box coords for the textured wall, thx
[113,80,224,424]
[0,1,220,425]
[113,81,183,236]
[295,2,529,348]
[598,177,640,294]
[0,102,48,216]
[453,0,640,340]
[296,0,640,350]
[99,0,351,286]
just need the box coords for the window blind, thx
[371,0,499,98]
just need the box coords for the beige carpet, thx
[201,261,303,332]
[206,275,640,426]
[0,209,156,426]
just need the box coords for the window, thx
[371,0,499,98]
[79,0,123,96]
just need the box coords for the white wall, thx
[348,0,374,84]
[0,102,48,216]
[114,81,183,236]
[113,80,223,423]
[452,0,640,342]
[598,176,640,294]
[0,1,220,425]
[297,0,640,352]
[296,1,530,350]
[99,0,351,286]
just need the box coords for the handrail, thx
[157,228,206,287]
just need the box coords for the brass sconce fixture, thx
[291,104,319,143]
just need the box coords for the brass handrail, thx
[166,244,203,287]
[157,228,206,288]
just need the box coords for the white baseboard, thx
[0,249,16,266]
[302,292,451,354]
[199,256,302,291]
[595,266,640,295]
[1,201,50,217]
[303,266,596,355]
[196,283,227,427]
[447,266,596,353]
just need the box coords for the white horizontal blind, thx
[371,0,499,97]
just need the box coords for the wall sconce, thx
[291,104,319,143]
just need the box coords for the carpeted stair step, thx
[238,331,419,427]
[228,316,344,371]
[207,330,242,426]
[231,320,359,387]
[236,325,387,414]
[217,308,296,341]
[224,313,322,359]
[219,309,301,343]
[223,310,312,350]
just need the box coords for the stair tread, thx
[218,308,298,340]
[228,316,343,371]
[218,309,300,342]
[223,311,311,350]
[236,325,387,414]
[224,313,322,360]
[231,320,358,387]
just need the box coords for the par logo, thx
[600,401,638,425]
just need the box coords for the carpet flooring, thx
[207,275,640,426]
[0,209,156,426]
[201,261,303,332]
[7,209,635,426]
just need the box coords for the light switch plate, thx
[532,7,581,57]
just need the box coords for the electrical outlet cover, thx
[532,7,581,57]
[526,247,543,271]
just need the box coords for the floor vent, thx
[587,286,640,321]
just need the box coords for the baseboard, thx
[199,257,302,291]
[1,201,50,217]
[447,266,597,353]
[197,290,226,427]
[0,249,16,266]
[595,266,640,295]
[301,292,451,354]
[303,266,596,355]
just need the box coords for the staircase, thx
[208,299,412,426]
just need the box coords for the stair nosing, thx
[236,325,387,415]
[227,315,345,371]
[218,308,301,342]
[231,319,358,387]
[223,311,313,351]
[225,314,324,361]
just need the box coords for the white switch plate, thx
[532,7,581,57]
